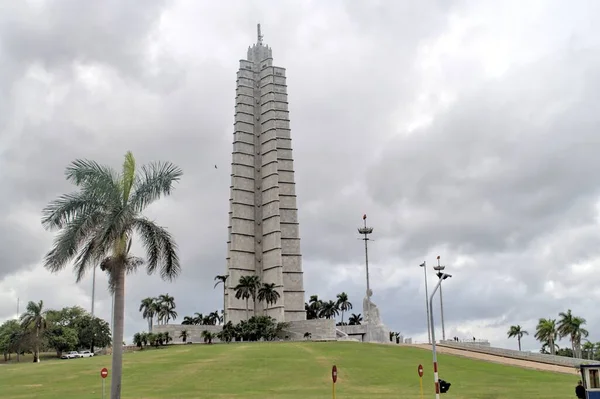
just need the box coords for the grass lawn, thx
[0,341,577,398]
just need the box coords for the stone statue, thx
[363,289,382,326]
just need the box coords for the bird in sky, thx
[214,165,217,169]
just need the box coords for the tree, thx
[348,313,362,326]
[305,295,322,319]
[582,341,595,360]
[193,313,204,325]
[234,275,261,320]
[179,330,188,343]
[558,309,589,358]
[214,275,228,323]
[46,306,87,328]
[257,283,281,314]
[319,300,339,319]
[76,315,111,352]
[45,325,79,358]
[201,330,214,344]
[535,318,557,355]
[336,292,352,325]
[507,325,528,351]
[0,320,23,362]
[157,294,177,325]
[139,297,157,332]
[41,152,182,399]
[181,316,195,325]
[207,311,220,326]
[20,300,48,363]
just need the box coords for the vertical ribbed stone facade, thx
[225,26,305,325]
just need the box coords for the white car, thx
[78,350,94,358]
[61,351,80,359]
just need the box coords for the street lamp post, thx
[433,256,447,342]
[420,261,431,344]
[429,272,452,399]
[358,214,374,342]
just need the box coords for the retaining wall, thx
[438,341,594,368]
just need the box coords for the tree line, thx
[305,293,362,325]
[0,301,111,362]
[132,315,288,347]
[508,309,594,358]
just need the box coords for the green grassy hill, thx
[0,341,577,398]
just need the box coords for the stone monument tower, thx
[224,25,305,325]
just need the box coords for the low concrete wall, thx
[338,325,366,336]
[285,319,336,340]
[153,324,223,343]
[439,342,594,368]
[441,340,490,348]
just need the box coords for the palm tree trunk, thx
[518,336,521,351]
[110,266,126,399]
[341,310,344,325]
[147,317,152,333]
[245,298,249,320]
[34,327,40,363]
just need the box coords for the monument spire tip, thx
[257,23,264,45]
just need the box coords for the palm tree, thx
[157,294,176,324]
[582,341,595,360]
[214,275,228,323]
[305,295,322,319]
[193,313,204,325]
[257,283,281,314]
[535,318,557,355]
[507,325,528,351]
[179,330,188,343]
[159,306,178,325]
[20,300,48,363]
[319,300,339,319]
[181,316,195,325]
[234,275,261,320]
[208,311,220,326]
[348,313,362,326]
[139,297,157,332]
[558,309,589,358]
[41,152,182,399]
[336,292,352,325]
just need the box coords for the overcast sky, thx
[1,0,599,352]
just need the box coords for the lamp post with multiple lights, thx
[433,255,447,342]
[358,214,374,342]
[429,271,452,398]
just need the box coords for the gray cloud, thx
[1,0,600,352]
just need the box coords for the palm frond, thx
[41,192,105,231]
[129,161,183,212]
[64,159,121,202]
[93,205,135,256]
[122,151,136,204]
[43,211,106,273]
[72,236,104,283]
[133,217,180,281]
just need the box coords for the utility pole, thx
[358,214,374,342]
